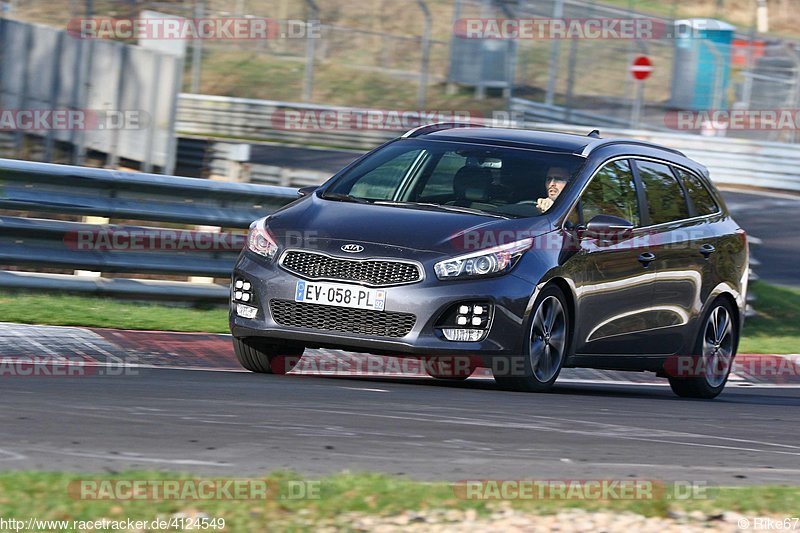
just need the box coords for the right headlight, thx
[246,218,278,260]
[434,238,533,280]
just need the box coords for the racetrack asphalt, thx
[1,323,799,484]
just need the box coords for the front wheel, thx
[232,337,304,374]
[668,299,737,399]
[493,285,570,392]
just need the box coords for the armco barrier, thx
[0,158,299,301]
[177,93,800,193]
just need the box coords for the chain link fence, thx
[4,0,800,144]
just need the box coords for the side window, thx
[580,159,641,226]
[418,152,466,198]
[349,149,423,200]
[675,168,719,216]
[636,160,690,225]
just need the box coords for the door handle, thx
[637,252,656,267]
[699,243,716,258]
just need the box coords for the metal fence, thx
[0,157,298,301]
[177,94,800,192]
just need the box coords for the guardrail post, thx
[74,216,109,278]
[189,225,220,285]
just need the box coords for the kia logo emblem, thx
[341,244,364,253]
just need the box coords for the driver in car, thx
[536,166,570,213]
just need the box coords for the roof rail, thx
[579,138,686,158]
[401,122,486,138]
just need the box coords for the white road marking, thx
[27,447,232,466]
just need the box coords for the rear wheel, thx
[494,285,570,392]
[232,337,304,374]
[668,299,737,399]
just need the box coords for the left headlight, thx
[247,218,278,260]
[434,238,533,280]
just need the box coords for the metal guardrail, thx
[0,158,299,301]
[507,116,800,193]
[177,94,398,150]
[179,93,800,193]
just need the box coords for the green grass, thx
[0,281,797,353]
[0,471,798,531]
[0,292,228,333]
[739,283,800,354]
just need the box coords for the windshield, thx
[322,139,584,218]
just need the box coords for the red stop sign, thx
[630,55,653,81]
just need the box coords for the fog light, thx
[471,316,482,326]
[242,293,251,302]
[243,282,251,290]
[457,316,468,326]
[442,328,485,342]
[236,304,258,319]
[235,280,243,289]
[474,305,484,315]
[459,305,470,314]
[235,291,243,300]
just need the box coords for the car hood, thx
[265,194,555,256]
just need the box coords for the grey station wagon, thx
[230,124,748,399]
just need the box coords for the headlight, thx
[434,238,533,280]
[247,218,278,260]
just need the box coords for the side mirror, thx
[297,186,318,198]
[582,214,634,241]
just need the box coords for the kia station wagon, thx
[230,124,748,399]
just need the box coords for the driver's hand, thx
[536,197,553,212]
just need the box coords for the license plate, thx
[294,281,386,311]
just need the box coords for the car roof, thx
[403,124,685,158]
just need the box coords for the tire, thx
[423,355,478,380]
[493,285,570,392]
[232,337,304,374]
[668,299,737,399]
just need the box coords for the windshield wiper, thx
[373,200,510,219]
[321,192,373,204]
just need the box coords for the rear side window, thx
[636,160,690,225]
[675,168,719,216]
[580,159,641,226]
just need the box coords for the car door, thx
[631,159,704,354]
[570,158,661,355]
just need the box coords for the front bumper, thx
[229,252,536,358]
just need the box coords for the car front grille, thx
[280,250,422,287]
[269,299,416,338]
